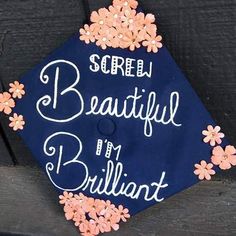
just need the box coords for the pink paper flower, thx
[89,217,106,234]
[121,8,137,29]
[142,34,163,53]
[136,12,155,26]
[64,204,77,220]
[59,191,74,205]
[95,26,113,49]
[0,92,15,115]
[74,213,86,227]
[90,8,109,27]
[80,24,96,44]
[9,81,25,99]
[107,5,122,27]
[9,113,25,131]
[138,17,157,37]
[144,13,156,24]
[111,27,128,48]
[79,220,99,236]
[103,215,120,232]
[83,198,106,218]
[114,205,130,222]
[194,160,216,180]
[122,30,142,51]
[211,145,236,170]
[202,125,225,146]
[100,200,116,218]
[113,0,138,9]
[74,192,87,205]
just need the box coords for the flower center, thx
[102,37,107,42]
[223,154,228,160]
[86,31,90,35]
[210,132,216,137]
[129,19,134,24]
[114,14,118,19]
[4,102,9,106]
[152,40,156,44]
[99,20,104,25]
[124,1,128,6]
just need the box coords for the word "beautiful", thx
[36,60,182,137]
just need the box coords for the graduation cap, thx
[1,0,235,235]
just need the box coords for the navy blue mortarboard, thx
[2,0,235,234]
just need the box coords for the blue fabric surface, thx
[14,35,226,215]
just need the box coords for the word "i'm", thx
[96,139,122,161]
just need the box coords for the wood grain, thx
[0,166,235,236]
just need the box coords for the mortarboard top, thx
[1,0,235,235]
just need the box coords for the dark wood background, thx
[0,0,235,235]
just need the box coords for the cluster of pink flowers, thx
[79,0,162,53]
[59,191,130,236]
[194,125,236,180]
[0,81,25,131]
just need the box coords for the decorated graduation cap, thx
[1,0,236,235]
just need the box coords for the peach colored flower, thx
[79,220,99,236]
[9,81,25,99]
[90,8,109,27]
[122,30,142,51]
[202,125,225,146]
[0,92,15,115]
[102,215,120,232]
[89,219,104,235]
[100,200,116,218]
[89,217,105,234]
[121,8,136,29]
[107,5,122,27]
[136,12,155,27]
[194,160,216,180]
[111,27,127,48]
[144,13,156,24]
[9,113,25,131]
[95,26,113,50]
[64,204,77,220]
[74,192,87,205]
[73,212,86,227]
[83,198,106,218]
[80,24,96,44]
[137,13,157,37]
[114,205,130,222]
[59,191,74,205]
[113,0,138,9]
[142,34,163,53]
[211,145,236,170]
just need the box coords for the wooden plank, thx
[0,166,235,235]
[0,129,13,165]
